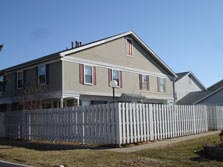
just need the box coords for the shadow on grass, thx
[190,149,223,162]
[0,138,116,151]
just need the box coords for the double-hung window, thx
[158,77,166,92]
[112,70,120,87]
[39,65,46,85]
[142,75,149,90]
[139,74,149,90]
[84,65,93,85]
[17,71,23,89]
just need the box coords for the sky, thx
[0,0,222,87]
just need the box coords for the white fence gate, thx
[4,103,213,145]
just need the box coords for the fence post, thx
[149,104,154,141]
[193,106,196,134]
[115,103,122,147]
[82,108,85,144]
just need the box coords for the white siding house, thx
[175,72,206,102]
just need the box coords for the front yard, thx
[0,134,222,167]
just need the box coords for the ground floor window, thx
[81,100,91,107]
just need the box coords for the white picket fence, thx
[207,106,223,130]
[5,103,219,145]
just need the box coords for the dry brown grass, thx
[0,134,223,167]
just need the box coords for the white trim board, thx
[61,57,173,79]
[63,90,173,100]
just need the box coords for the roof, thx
[118,93,164,103]
[177,84,223,105]
[176,71,207,90]
[0,31,177,78]
[176,72,190,82]
[176,91,212,105]
[208,79,223,91]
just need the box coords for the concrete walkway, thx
[106,131,219,153]
[0,160,32,167]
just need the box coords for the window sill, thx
[84,83,94,86]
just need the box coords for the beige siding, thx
[67,36,171,76]
[63,61,173,100]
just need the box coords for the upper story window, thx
[79,64,96,85]
[84,65,93,85]
[17,71,23,89]
[126,38,133,56]
[38,65,46,85]
[158,77,166,92]
[112,70,120,87]
[139,74,149,90]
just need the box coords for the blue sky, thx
[0,0,222,87]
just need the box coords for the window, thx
[38,65,46,85]
[112,70,120,86]
[82,100,91,107]
[0,75,3,92]
[140,75,149,90]
[17,71,23,89]
[126,38,133,56]
[84,65,93,84]
[158,78,166,92]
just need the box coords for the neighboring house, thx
[0,31,177,112]
[177,79,223,106]
[175,71,206,102]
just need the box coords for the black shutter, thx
[15,72,17,90]
[2,75,6,92]
[35,67,38,84]
[46,64,49,85]
[23,70,26,87]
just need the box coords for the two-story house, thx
[0,31,177,111]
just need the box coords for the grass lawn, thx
[0,134,222,167]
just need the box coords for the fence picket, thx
[5,103,222,145]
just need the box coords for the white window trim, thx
[126,37,133,57]
[84,65,93,85]
[17,71,23,89]
[38,65,46,85]
[112,69,120,87]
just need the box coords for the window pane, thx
[84,65,92,84]
[39,66,46,75]
[39,66,46,84]
[85,75,92,84]
[17,72,23,88]
[142,75,147,90]
[159,78,165,92]
[112,70,119,86]
[85,66,92,75]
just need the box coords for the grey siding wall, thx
[198,89,223,106]
[175,75,204,101]
[0,61,62,98]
